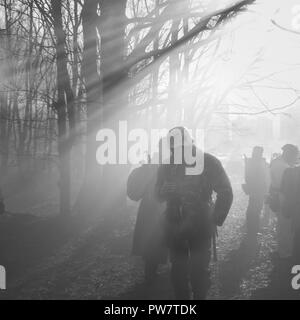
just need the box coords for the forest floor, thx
[0,182,299,300]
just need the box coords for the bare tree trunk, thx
[51,0,72,216]
[100,0,129,213]
[0,91,9,173]
[0,0,12,175]
[78,0,129,216]
[167,19,180,127]
[79,0,102,216]
[22,0,34,170]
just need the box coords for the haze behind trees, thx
[0,0,299,217]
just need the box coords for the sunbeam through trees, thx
[0,0,300,302]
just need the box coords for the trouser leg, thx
[189,238,211,300]
[293,228,300,264]
[246,195,264,236]
[170,241,190,300]
[277,214,293,259]
[144,257,159,282]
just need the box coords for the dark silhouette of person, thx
[280,164,300,264]
[155,127,233,300]
[270,144,299,260]
[243,146,269,238]
[127,145,168,282]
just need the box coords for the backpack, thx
[162,167,213,244]
[127,165,156,202]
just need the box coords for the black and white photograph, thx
[0,0,300,303]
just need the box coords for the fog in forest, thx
[0,0,300,300]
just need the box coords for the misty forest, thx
[0,0,300,300]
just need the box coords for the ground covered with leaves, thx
[0,182,299,300]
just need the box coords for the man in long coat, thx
[127,154,167,282]
[155,127,233,300]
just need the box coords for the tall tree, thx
[51,0,74,215]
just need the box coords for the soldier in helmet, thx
[270,144,299,261]
[243,146,269,239]
[156,127,233,300]
[280,159,300,264]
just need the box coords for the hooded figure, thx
[155,127,233,300]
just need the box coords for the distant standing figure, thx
[281,166,300,263]
[243,146,269,238]
[127,154,167,282]
[270,144,299,260]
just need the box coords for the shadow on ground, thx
[102,270,173,300]
[0,213,86,277]
[219,235,259,298]
[0,213,90,299]
[251,259,300,300]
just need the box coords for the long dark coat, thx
[127,164,167,262]
[281,166,300,261]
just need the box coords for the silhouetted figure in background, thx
[0,188,5,215]
[127,151,168,282]
[269,144,299,260]
[281,165,300,264]
[156,127,233,300]
[243,147,269,239]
